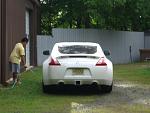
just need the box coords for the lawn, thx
[0,62,150,113]
[114,62,150,84]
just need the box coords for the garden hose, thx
[0,66,36,90]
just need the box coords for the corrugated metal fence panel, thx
[145,35,150,49]
[37,35,53,65]
[37,29,144,65]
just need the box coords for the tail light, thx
[49,57,60,66]
[96,57,107,66]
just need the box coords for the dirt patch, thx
[70,81,150,112]
[88,80,150,107]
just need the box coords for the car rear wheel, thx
[42,82,48,93]
[101,83,113,93]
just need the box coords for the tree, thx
[40,0,150,35]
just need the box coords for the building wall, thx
[4,0,25,83]
[37,29,144,65]
[1,0,6,84]
[0,0,1,83]
[0,0,39,84]
[29,3,39,66]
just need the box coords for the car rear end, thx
[43,42,113,93]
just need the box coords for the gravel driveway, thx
[93,80,150,105]
[71,80,150,112]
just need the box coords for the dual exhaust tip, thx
[57,81,98,86]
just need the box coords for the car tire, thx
[42,81,54,93]
[42,82,49,93]
[101,83,113,93]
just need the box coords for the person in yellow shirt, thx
[9,37,28,84]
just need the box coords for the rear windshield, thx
[58,45,97,54]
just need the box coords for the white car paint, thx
[42,42,113,93]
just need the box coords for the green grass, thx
[0,63,150,113]
[114,62,150,84]
[0,68,96,113]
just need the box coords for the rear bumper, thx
[43,61,113,86]
[43,78,113,86]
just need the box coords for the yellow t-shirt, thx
[9,43,25,64]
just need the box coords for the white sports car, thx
[42,42,113,93]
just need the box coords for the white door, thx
[25,11,30,66]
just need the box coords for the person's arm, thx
[19,44,27,68]
[21,55,27,68]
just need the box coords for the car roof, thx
[55,42,99,46]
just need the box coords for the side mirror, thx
[104,50,111,56]
[43,50,50,55]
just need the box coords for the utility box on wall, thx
[139,49,150,61]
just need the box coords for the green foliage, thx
[40,0,150,35]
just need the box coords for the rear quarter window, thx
[58,45,97,54]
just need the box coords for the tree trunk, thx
[76,17,82,28]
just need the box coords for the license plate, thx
[72,69,84,75]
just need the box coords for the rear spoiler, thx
[57,55,100,59]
